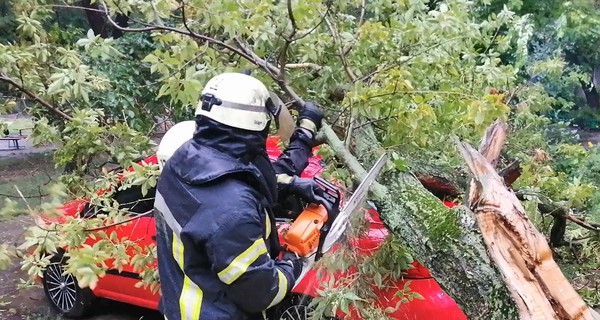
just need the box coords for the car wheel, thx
[272,295,338,320]
[42,257,95,318]
[278,303,311,320]
[272,295,311,320]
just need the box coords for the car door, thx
[81,184,159,309]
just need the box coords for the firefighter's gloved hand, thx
[278,175,334,214]
[281,251,303,278]
[297,101,323,134]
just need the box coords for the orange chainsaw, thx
[281,176,340,259]
[282,153,388,270]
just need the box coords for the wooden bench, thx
[0,135,26,150]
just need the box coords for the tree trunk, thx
[456,122,600,320]
[82,0,109,38]
[580,79,600,109]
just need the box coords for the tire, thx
[271,294,338,320]
[42,255,95,318]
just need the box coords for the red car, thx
[36,136,467,320]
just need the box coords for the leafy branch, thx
[101,1,255,63]
[356,36,472,84]
[276,0,299,80]
[84,210,153,231]
[324,17,358,82]
[0,72,73,120]
[99,0,385,202]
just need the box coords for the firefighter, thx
[153,72,329,320]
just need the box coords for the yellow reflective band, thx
[172,232,185,270]
[180,276,203,320]
[265,209,271,239]
[217,238,268,285]
[172,233,203,320]
[267,269,288,309]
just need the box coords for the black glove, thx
[285,176,335,214]
[297,101,324,132]
[281,251,303,279]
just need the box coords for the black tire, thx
[42,255,95,318]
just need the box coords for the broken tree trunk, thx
[456,122,600,320]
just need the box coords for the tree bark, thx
[82,0,109,38]
[456,122,600,320]
[499,160,522,187]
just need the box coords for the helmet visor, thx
[268,92,294,142]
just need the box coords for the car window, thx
[114,185,156,214]
[81,185,157,218]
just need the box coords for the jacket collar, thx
[168,139,264,186]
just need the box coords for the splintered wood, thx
[456,121,600,320]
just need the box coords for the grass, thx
[6,118,34,130]
[0,152,61,211]
[24,312,64,320]
[1,118,34,135]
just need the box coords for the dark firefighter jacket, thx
[154,117,315,320]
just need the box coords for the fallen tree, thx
[323,117,600,318]
[347,121,517,318]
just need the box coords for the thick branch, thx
[499,160,522,187]
[457,131,599,320]
[277,0,299,79]
[0,73,72,121]
[321,123,387,197]
[324,17,357,81]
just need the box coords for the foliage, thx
[310,227,417,319]
[81,32,190,132]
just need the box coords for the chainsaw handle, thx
[313,176,341,207]
[313,176,341,261]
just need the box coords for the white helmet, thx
[156,120,196,171]
[195,72,272,131]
